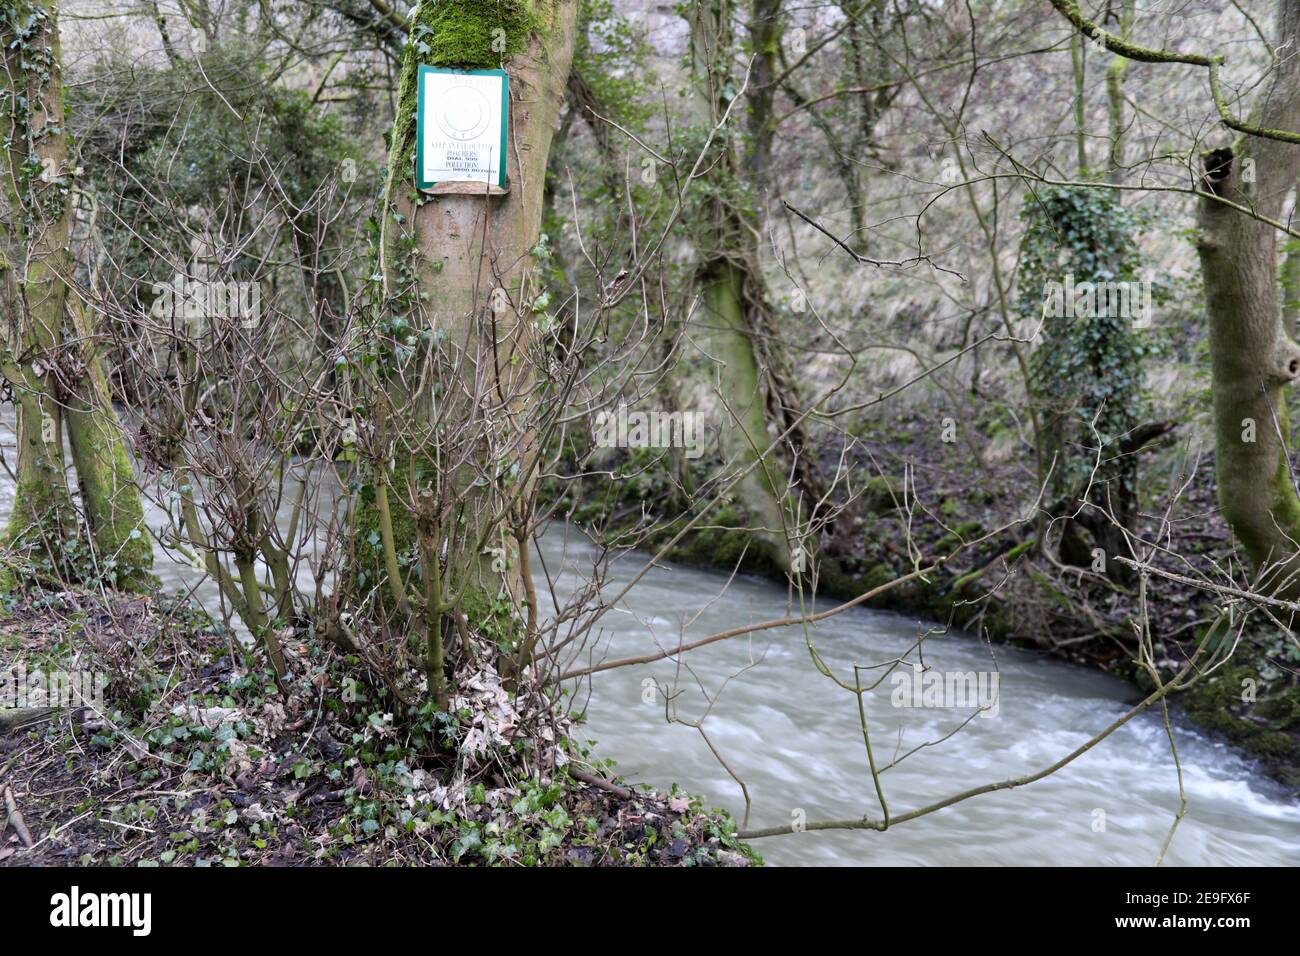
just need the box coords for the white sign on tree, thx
[416,66,509,191]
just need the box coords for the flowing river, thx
[535,528,1300,866]
[2,440,1298,865]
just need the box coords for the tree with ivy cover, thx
[1017,185,1149,571]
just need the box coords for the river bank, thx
[0,587,753,866]
[1,432,1295,865]
[3,516,1298,865]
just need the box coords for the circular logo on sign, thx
[436,86,492,142]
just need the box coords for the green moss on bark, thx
[66,410,153,590]
[1,399,75,590]
[460,585,523,652]
[699,263,794,574]
[384,0,547,200]
[419,0,539,69]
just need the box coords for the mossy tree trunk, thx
[0,0,76,570]
[1197,0,1300,596]
[0,0,151,589]
[701,261,796,568]
[686,0,806,577]
[64,295,153,588]
[1104,0,1134,187]
[351,0,577,692]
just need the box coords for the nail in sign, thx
[416,66,509,190]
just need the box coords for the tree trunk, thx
[1104,0,1134,186]
[701,261,797,567]
[1197,0,1300,596]
[687,0,802,575]
[0,0,76,571]
[0,0,151,589]
[64,295,153,588]
[353,0,577,650]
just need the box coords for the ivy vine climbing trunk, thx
[1197,0,1300,597]
[0,0,152,590]
[1020,187,1147,576]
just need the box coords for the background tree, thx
[1018,185,1149,572]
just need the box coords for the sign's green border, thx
[415,65,510,190]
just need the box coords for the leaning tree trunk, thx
[700,260,798,571]
[64,293,154,589]
[1197,0,1300,597]
[0,0,77,572]
[0,0,151,589]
